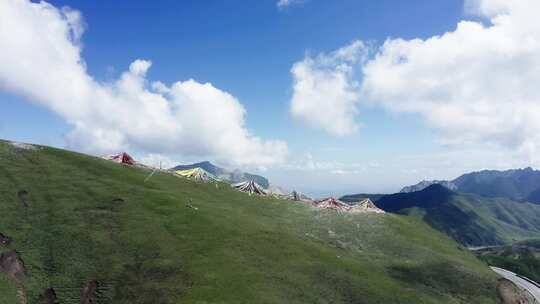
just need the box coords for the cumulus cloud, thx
[289,0,540,163]
[139,153,176,169]
[464,0,513,17]
[0,0,287,166]
[290,41,367,136]
[361,0,540,163]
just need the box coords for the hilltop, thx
[0,140,500,303]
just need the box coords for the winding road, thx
[491,266,540,303]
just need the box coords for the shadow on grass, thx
[112,245,192,304]
[387,261,495,299]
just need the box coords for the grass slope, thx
[0,141,500,303]
[377,185,540,246]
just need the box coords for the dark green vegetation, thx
[476,240,540,283]
[376,185,540,246]
[0,140,501,303]
[173,161,270,188]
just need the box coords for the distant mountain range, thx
[342,167,540,246]
[377,184,540,246]
[453,167,540,202]
[172,161,270,188]
[399,167,540,204]
[400,180,457,193]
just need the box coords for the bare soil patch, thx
[497,278,536,304]
[81,280,98,304]
[0,250,25,283]
[0,250,27,304]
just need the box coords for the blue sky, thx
[1,0,538,196]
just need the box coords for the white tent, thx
[233,180,267,195]
[315,197,350,212]
[348,198,385,214]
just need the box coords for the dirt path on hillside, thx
[0,251,27,304]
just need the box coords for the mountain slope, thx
[377,185,540,246]
[453,167,540,202]
[525,187,540,204]
[398,167,540,203]
[0,140,499,303]
[172,161,269,188]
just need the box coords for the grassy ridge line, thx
[0,141,498,303]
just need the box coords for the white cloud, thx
[289,41,367,136]
[285,153,344,171]
[139,153,176,169]
[288,0,540,164]
[277,0,290,8]
[464,0,513,17]
[0,0,287,167]
[361,0,540,164]
[277,0,302,9]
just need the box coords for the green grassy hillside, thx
[0,141,500,303]
[377,185,540,246]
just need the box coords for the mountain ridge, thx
[376,184,540,246]
[453,167,540,202]
[395,167,540,203]
[400,180,457,193]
